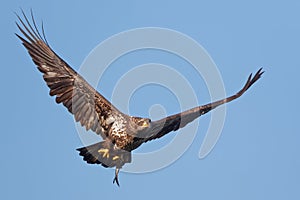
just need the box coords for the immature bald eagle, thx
[16,11,263,186]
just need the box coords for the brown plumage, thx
[16,10,264,186]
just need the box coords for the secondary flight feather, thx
[16,10,264,186]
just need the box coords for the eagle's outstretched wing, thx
[15,11,124,138]
[141,68,264,142]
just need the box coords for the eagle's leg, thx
[113,168,120,186]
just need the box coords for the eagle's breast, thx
[108,114,133,149]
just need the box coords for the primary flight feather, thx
[16,10,264,186]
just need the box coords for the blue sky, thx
[1,1,300,199]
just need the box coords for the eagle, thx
[16,11,263,186]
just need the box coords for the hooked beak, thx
[142,121,149,127]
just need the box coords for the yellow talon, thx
[98,148,110,158]
[112,156,119,161]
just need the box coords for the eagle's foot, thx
[98,148,110,158]
[113,168,120,187]
[112,155,120,160]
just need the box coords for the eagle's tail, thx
[76,141,131,168]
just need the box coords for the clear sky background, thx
[1,1,300,200]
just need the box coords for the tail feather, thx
[77,143,102,165]
[76,141,131,168]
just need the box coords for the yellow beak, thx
[142,121,149,127]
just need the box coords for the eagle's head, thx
[131,117,151,131]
